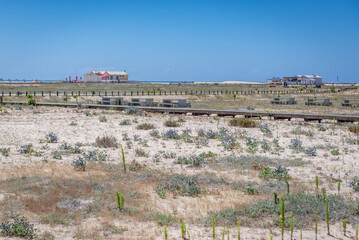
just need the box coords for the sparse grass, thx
[136,123,155,130]
[207,192,357,228]
[229,118,257,128]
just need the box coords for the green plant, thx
[315,176,319,194]
[69,121,78,126]
[343,219,347,236]
[286,180,290,195]
[99,116,107,122]
[0,216,36,239]
[115,190,124,211]
[27,94,36,106]
[326,198,330,235]
[290,212,293,240]
[222,227,225,240]
[164,225,168,240]
[119,119,131,125]
[337,180,341,195]
[119,144,126,172]
[356,224,358,240]
[315,206,318,240]
[280,197,285,240]
[212,215,215,239]
[300,229,302,240]
[237,221,240,240]
[330,149,339,155]
[179,218,186,238]
[0,148,10,157]
[244,186,259,195]
[229,118,256,128]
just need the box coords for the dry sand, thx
[0,106,358,239]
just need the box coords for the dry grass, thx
[229,118,257,128]
[136,123,156,130]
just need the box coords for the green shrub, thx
[0,216,36,239]
[153,213,176,226]
[156,174,201,196]
[229,118,256,128]
[348,125,359,133]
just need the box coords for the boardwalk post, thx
[57,91,59,96]
[71,91,73,96]
[105,91,107,96]
[26,91,28,96]
[34,91,36,96]
[49,91,51,96]
[78,91,80,96]
[85,91,87,96]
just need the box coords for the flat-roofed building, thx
[283,74,323,87]
[83,70,129,83]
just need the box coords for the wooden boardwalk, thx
[3,101,359,123]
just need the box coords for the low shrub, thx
[45,132,58,143]
[157,174,201,196]
[83,150,108,161]
[259,166,291,180]
[229,118,256,128]
[153,213,176,226]
[305,147,317,156]
[331,149,340,155]
[125,106,139,115]
[259,124,272,137]
[99,116,107,122]
[176,155,206,166]
[19,144,34,154]
[71,156,86,171]
[84,110,92,117]
[288,138,303,151]
[137,123,155,130]
[0,216,36,239]
[163,129,180,139]
[0,148,10,157]
[119,119,131,125]
[349,177,359,191]
[95,136,118,148]
[149,130,160,138]
[164,119,180,127]
[244,186,259,195]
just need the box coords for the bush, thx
[14,104,23,110]
[349,177,359,191]
[288,138,303,151]
[27,95,36,106]
[176,155,206,166]
[331,149,340,155]
[19,144,34,154]
[45,132,58,143]
[163,129,180,139]
[244,186,259,195]
[305,147,317,156]
[119,119,131,125]
[259,166,291,180]
[83,150,108,161]
[0,148,10,157]
[229,118,256,128]
[157,174,201,196]
[125,106,138,115]
[84,110,92,117]
[137,123,155,130]
[71,156,86,171]
[95,136,117,148]
[164,119,180,127]
[260,124,272,137]
[99,116,107,122]
[149,130,160,138]
[0,216,36,239]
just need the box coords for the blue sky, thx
[0,0,358,82]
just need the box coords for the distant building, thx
[83,70,128,83]
[283,75,323,86]
[266,77,283,84]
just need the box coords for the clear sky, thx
[0,0,358,82]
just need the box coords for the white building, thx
[283,75,323,86]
